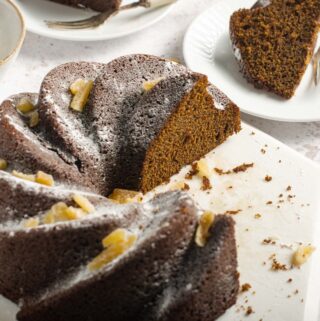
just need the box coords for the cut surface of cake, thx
[230,0,320,99]
[0,54,241,321]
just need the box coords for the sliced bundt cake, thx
[0,55,241,196]
[230,0,320,99]
[0,54,241,321]
[44,0,121,12]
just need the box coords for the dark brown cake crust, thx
[230,0,320,99]
[155,215,239,321]
[0,94,85,188]
[17,192,201,321]
[38,62,109,194]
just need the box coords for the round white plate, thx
[183,0,320,122]
[16,0,174,41]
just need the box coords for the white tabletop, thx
[2,0,320,164]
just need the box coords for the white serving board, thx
[183,0,320,122]
[1,122,320,320]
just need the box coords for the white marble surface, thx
[1,0,320,164]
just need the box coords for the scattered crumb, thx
[254,213,262,219]
[261,148,266,154]
[185,163,198,180]
[286,185,292,191]
[294,289,299,295]
[224,209,242,215]
[250,131,256,135]
[228,185,233,189]
[233,163,254,173]
[278,194,283,198]
[262,238,276,245]
[182,183,190,191]
[279,160,282,163]
[264,175,272,182]
[246,306,254,316]
[287,278,293,283]
[214,163,254,175]
[271,258,289,271]
[201,176,212,191]
[266,201,273,205]
[241,283,252,292]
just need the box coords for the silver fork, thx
[46,0,176,30]
[313,47,320,86]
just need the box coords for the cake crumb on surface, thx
[246,306,254,316]
[264,175,272,182]
[214,163,254,175]
[201,176,212,191]
[241,283,252,292]
[224,209,242,215]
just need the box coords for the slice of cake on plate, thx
[230,0,320,99]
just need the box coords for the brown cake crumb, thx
[224,210,242,215]
[233,163,254,173]
[185,163,199,179]
[201,176,212,191]
[254,213,262,219]
[271,258,289,271]
[286,185,292,191]
[264,175,272,182]
[261,148,266,154]
[241,283,252,292]
[214,163,254,175]
[182,183,190,191]
[287,278,293,283]
[266,201,272,205]
[262,238,276,245]
[246,306,254,316]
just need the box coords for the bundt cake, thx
[22,54,240,195]
[230,0,320,99]
[0,54,241,320]
[44,0,121,12]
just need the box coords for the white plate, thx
[1,123,320,321]
[15,0,174,41]
[183,0,320,122]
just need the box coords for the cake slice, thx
[17,192,200,321]
[124,73,240,192]
[148,215,239,321]
[90,54,241,193]
[230,0,320,99]
[0,94,86,189]
[45,0,121,12]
